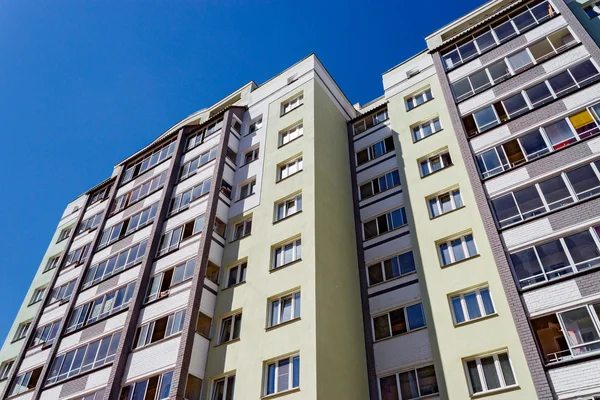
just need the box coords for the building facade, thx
[1,1,600,399]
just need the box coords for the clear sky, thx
[0,0,484,341]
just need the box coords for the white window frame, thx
[428,189,463,218]
[211,374,235,400]
[44,256,61,272]
[406,88,432,110]
[218,312,242,344]
[232,217,252,241]
[378,365,439,400]
[438,234,478,266]
[464,352,517,395]
[279,123,303,146]
[277,156,303,181]
[367,251,416,286]
[412,117,442,141]
[264,354,300,396]
[57,227,72,242]
[13,321,31,341]
[0,359,14,380]
[420,151,452,177]
[372,302,426,341]
[238,179,256,200]
[275,194,302,221]
[247,116,263,135]
[450,287,496,325]
[226,261,247,288]
[30,286,46,304]
[272,238,302,270]
[268,291,301,327]
[362,208,408,240]
[242,146,259,166]
[281,93,304,115]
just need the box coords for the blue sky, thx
[0,0,484,341]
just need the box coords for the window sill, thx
[261,387,301,399]
[364,224,408,242]
[454,313,498,327]
[413,129,444,144]
[235,193,256,203]
[280,103,304,118]
[28,299,43,307]
[278,135,303,149]
[357,152,395,169]
[230,233,251,244]
[6,388,35,399]
[441,254,480,269]
[406,97,434,112]
[270,258,302,273]
[276,170,303,184]
[359,185,402,202]
[222,281,246,291]
[56,236,71,244]
[266,317,301,332]
[273,211,302,225]
[470,385,520,398]
[239,158,259,168]
[429,205,466,220]
[373,325,427,344]
[0,377,7,383]
[10,337,25,345]
[421,164,454,179]
[367,271,417,289]
[214,337,240,348]
[74,227,98,238]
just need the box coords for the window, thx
[279,123,303,146]
[585,2,600,18]
[122,138,176,184]
[507,48,533,73]
[502,92,530,118]
[510,225,600,288]
[8,366,42,396]
[420,151,452,177]
[451,287,495,324]
[57,227,72,242]
[99,203,159,249]
[406,88,432,110]
[0,359,14,381]
[220,180,233,199]
[145,259,196,303]
[465,352,516,395]
[157,215,205,256]
[83,239,148,288]
[31,320,61,347]
[360,170,401,200]
[277,156,303,181]
[48,280,76,305]
[30,287,46,305]
[66,283,135,332]
[272,238,302,269]
[367,251,416,286]
[89,186,110,205]
[134,310,185,349]
[44,255,61,272]
[379,365,439,400]
[275,194,302,221]
[248,117,263,135]
[373,303,426,340]
[120,370,173,400]
[428,189,464,218]
[242,147,259,165]
[64,243,91,266]
[353,108,389,135]
[185,374,202,400]
[356,136,395,166]
[226,147,237,164]
[111,171,168,215]
[265,355,300,396]
[179,146,219,181]
[269,291,300,327]
[187,119,224,149]
[441,1,556,70]
[439,234,478,266]
[412,117,442,141]
[532,301,600,363]
[281,93,303,115]
[212,375,235,400]
[363,208,408,240]
[219,312,242,344]
[452,69,492,101]
[76,212,103,235]
[13,321,31,341]
[169,178,211,216]
[238,179,256,200]
[226,262,247,288]
[196,312,212,338]
[232,218,252,241]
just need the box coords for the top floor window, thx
[353,108,389,135]
[186,118,224,150]
[281,93,303,115]
[89,186,110,205]
[441,0,556,71]
[406,89,433,110]
[122,138,176,184]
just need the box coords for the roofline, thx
[381,49,429,76]
[425,0,497,40]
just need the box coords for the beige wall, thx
[386,61,537,399]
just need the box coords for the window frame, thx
[412,117,442,141]
[218,312,242,345]
[419,151,453,177]
[378,364,439,400]
[272,238,302,270]
[268,291,301,328]
[450,287,496,325]
[0,359,14,381]
[275,194,302,221]
[211,374,235,400]
[372,302,426,341]
[359,170,401,200]
[277,156,303,181]
[438,233,478,266]
[280,93,304,115]
[242,146,259,166]
[428,188,464,218]
[226,261,247,288]
[464,351,517,395]
[406,88,433,110]
[231,217,252,241]
[238,179,256,201]
[367,251,416,287]
[279,122,303,147]
[362,207,408,241]
[264,354,300,396]
[13,321,31,342]
[30,286,47,305]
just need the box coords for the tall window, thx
[238,179,256,200]
[428,189,464,218]
[134,310,185,349]
[219,312,242,344]
[269,291,301,327]
[120,370,173,400]
[13,321,31,341]
[278,156,303,181]
[360,170,401,200]
[465,352,517,395]
[275,194,302,221]
[279,123,303,146]
[226,261,247,288]
[232,217,252,241]
[363,208,407,240]
[356,136,395,166]
[265,355,300,396]
[0,359,14,380]
[272,238,302,270]
[281,93,303,115]
[439,234,478,266]
[451,287,495,324]
[379,365,439,400]
[406,88,433,110]
[420,151,452,177]
[412,117,442,141]
[212,375,235,400]
[372,303,426,341]
[367,251,416,286]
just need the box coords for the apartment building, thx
[565,0,600,46]
[2,1,600,399]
